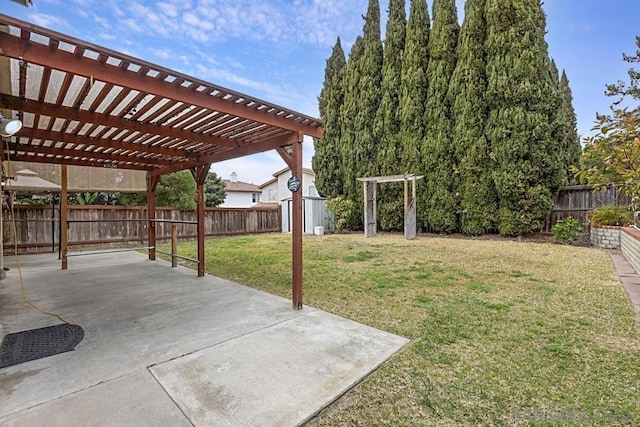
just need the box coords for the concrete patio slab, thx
[1,371,192,427]
[150,310,407,427]
[0,251,408,426]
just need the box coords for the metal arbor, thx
[357,174,424,240]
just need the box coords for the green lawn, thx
[161,233,640,426]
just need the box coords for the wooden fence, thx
[545,185,631,231]
[2,205,281,254]
[2,186,630,251]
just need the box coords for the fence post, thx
[171,223,177,268]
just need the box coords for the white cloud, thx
[27,13,68,29]
[151,49,173,60]
[98,33,116,41]
[157,2,179,18]
[103,0,366,48]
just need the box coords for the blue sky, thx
[3,0,639,185]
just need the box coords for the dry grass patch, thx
[164,233,640,426]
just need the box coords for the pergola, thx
[0,14,323,309]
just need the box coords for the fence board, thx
[2,205,281,254]
[545,185,631,231]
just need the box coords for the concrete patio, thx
[0,251,408,426]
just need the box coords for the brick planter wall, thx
[590,226,621,249]
[621,227,640,275]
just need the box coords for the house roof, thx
[223,180,260,193]
[258,177,278,189]
[0,14,322,176]
[259,167,314,188]
[272,167,315,178]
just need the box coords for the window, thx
[309,185,318,197]
[252,193,261,203]
[268,188,277,201]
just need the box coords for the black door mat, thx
[0,324,84,369]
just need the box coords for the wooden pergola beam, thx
[0,30,323,138]
[17,127,195,159]
[7,153,154,171]
[149,132,298,177]
[1,95,240,150]
[6,142,175,167]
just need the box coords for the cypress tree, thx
[339,36,364,204]
[374,0,406,231]
[550,58,559,81]
[485,0,564,235]
[341,0,384,229]
[560,70,582,184]
[448,0,497,235]
[547,57,570,186]
[422,0,460,233]
[399,0,430,228]
[313,38,347,198]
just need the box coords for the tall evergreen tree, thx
[550,58,559,81]
[560,70,582,183]
[448,0,497,235]
[422,0,459,233]
[547,56,570,185]
[341,0,384,229]
[374,0,406,231]
[313,38,347,198]
[485,0,564,235]
[399,0,430,227]
[339,36,364,201]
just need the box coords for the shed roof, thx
[0,14,322,176]
[3,168,60,191]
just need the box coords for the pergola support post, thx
[191,164,210,277]
[291,137,303,309]
[61,165,68,269]
[147,174,159,261]
[277,133,304,310]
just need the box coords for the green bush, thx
[552,216,584,244]
[588,204,633,227]
[378,200,404,232]
[327,196,356,232]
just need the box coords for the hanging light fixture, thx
[0,114,23,137]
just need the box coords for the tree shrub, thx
[588,204,633,227]
[378,200,404,232]
[327,196,356,232]
[552,217,584,244]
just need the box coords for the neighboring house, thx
[219,172,262,208]
[258,168,330,234]
[258,167,318,205]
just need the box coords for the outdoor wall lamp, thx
[0,114,23,137]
